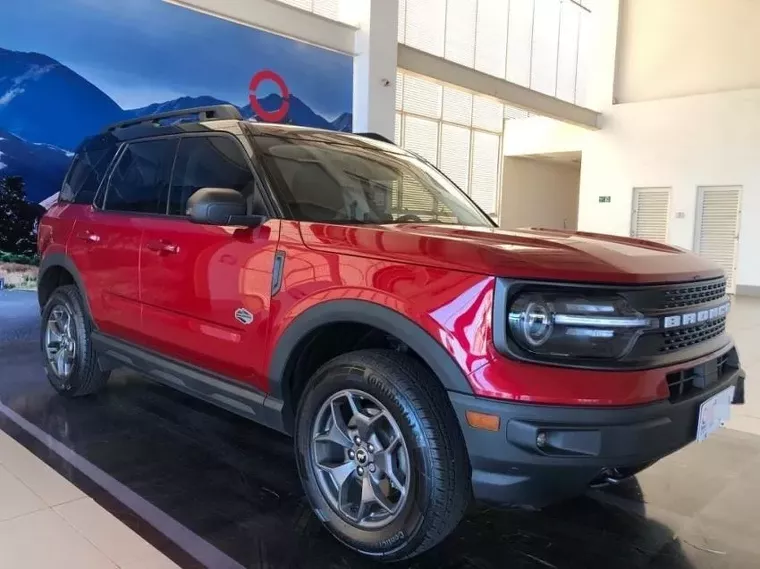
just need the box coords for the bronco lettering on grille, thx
[662,302,730,329]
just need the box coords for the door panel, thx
[139,219,281,388]
[70,138,178,341]
[138,134,278,389]
[67,208,143,342]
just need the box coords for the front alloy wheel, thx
[311,389,410,529]
[295,349,471,561]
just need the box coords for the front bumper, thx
[450,366,745,507]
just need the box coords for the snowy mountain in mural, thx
[0,49,125,151]
[0,128,73,203]
[0,47,352,204]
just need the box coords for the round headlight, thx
[521,301,554,346]
[506,290,653,361]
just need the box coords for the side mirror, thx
[186,187,264,227]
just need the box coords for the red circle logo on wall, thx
[249,70,290,123]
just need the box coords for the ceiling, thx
[523,151,582,165]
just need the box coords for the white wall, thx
[576,0,760,290]
[615,0,760,104]
[504,116,588,156]
[578,88,760,288]
[353,0,398,139]
[168,0,356,54]
[501,157,580,231]
[397,0,593,107]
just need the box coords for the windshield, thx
[251,134,494,227]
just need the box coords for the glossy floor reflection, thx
[1,290,759,568]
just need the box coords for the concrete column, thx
[582,0,620,113]
[352,0,399,139]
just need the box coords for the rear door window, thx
[60,143,119,204]
[168,136,255,216]
[104,139,178,214]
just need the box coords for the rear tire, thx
[41,285,110,397]
[295,349,471,561]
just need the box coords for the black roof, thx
[103,104,242,133]
[78,104,399,153]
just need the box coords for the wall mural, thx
[0,0,353,256]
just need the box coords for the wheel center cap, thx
[355,448,368,465]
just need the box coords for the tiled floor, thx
[0,430,179,569]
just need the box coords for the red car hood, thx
[300,223,723,284]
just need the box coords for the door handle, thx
[76,231,100,243]
[146,240,179,254]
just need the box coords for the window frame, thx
[99,137,179,216]
[166,133,266,218]
[94,132,275,221]
[249,133,496,227]
[59,141,120,206]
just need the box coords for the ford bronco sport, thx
[37,105,746,561]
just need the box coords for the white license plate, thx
[696,386,735,442]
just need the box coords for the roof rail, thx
[355,132,396,145]
[103,104,242,133]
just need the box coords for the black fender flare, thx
[38,253,93,321]
[268,299,475,407]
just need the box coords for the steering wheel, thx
[395,214,423,223]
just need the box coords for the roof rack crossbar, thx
[103,104,242,133]
[355,132,396,145]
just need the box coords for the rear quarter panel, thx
[37,202,78,259]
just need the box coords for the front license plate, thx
[696,387,735,442]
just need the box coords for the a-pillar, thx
[352,0,399,140]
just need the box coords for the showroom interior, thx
[0,0,759,567]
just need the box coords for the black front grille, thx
[660,316,727,353]
[666,351,734,402]
[622,277,730,360]
[659,279,726,310]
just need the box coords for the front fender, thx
[267,297,478,402]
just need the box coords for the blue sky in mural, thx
[0,0,353,203]
[0,0,353,118]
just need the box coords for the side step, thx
[91,332,288,434]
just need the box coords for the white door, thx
[695,186,742,293]
[631,187,670,243]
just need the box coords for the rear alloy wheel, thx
[41,285,110,397]
[295,349,471,561]
[44,304,77,381]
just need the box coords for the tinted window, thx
[168,136,255,216]
[254,136,492,227]
[104,139,177,213]
[60,143,118,204]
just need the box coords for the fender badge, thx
[235,308,254,325]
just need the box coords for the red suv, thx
[37,105,745,561]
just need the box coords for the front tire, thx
[41,285,110,397]
[295,349,471,561]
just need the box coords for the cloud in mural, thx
[0,0,354,205]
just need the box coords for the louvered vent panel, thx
[696,187,742,292]
[444,0,477,67]
[631,188,670,243]
[402,74,443,119]
[439,123,471,191]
